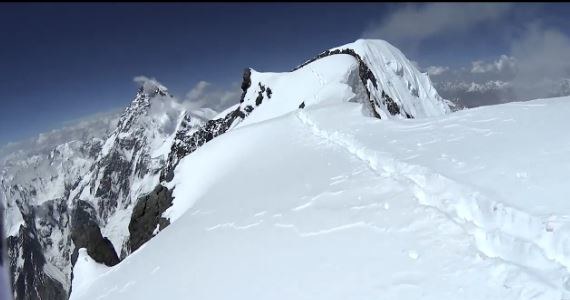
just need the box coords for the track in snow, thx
[296,109,570,295]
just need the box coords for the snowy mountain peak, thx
[134,76,169,97]
[235,39,451,125]
[331,39,452,118]
[114,84,173,138]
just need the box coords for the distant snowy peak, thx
[67,84,190,258]
[112,86,172,142]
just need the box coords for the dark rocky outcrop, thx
[299,102,305,109]
[381,90,400,116]
[161,107,246,182]
[256,83,266,106]
[70,200,119,268]
[240,68,252,103]
[127,185,173,253]
[161,68,262,182]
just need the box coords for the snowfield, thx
[71,95,570,300]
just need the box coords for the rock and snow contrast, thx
[2,39,570,300]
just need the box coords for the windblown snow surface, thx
[70,40,570,299]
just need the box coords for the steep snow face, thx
[331,39,452,118]
[69,249,110,299]
[73,96,570,300]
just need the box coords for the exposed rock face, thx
[70,200,119,267]
[162,69,256,182]
[381,90,401,116]
[71,87,165,222]
[2,83,192,300]
[7,214,67,300]
[240,68,252,103]
[2,81,201,299]
[69,83,188,260]
[128,185,173,252]
[1,139,104,300]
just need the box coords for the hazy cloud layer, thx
[509,22,570,100]
[383,10,570,107]
[0,110,120,163]
[363,3,512,48]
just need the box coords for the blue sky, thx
[1,3,570,145]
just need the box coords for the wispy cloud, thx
[470,55,517,75]
[363,3,512,48]
[426,66,449,76]
[133,75,168,93]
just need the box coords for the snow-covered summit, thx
[236,39,451,126]
[332,39,452,118]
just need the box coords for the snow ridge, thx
[294,39,452,119]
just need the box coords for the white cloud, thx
[426,66,449,76]
[184,81,241,111]
[186,81,211,102]
[431,22,570,106]
[363,3,511,46]
[470,55,517,74]
[133,75,168,93]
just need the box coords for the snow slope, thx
[71,96,570,300]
